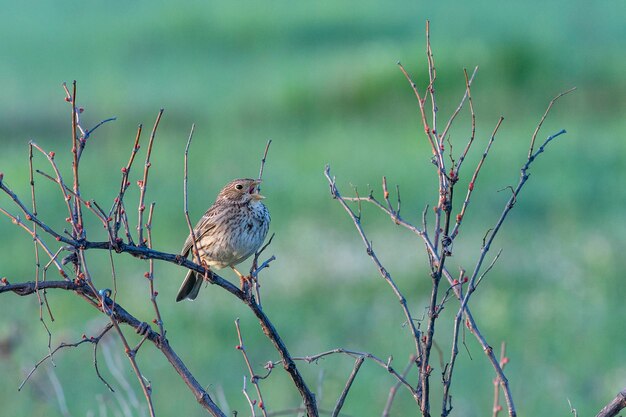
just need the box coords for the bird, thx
[176,178,271,302]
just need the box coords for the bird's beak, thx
[251,179,265,200]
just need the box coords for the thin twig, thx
[137,109,163,246]
[258,139,272,184]
[279,347,417,400]
[2,262,226,416]
[396,61,440,167]
[0,205,67,279]
[18,324,114,391]
[235,318,268,417]
[112,123,142,242]
[35,169,111,228]
[325,167,423,393]
[250,233,276,307]
[492,342,508,417]
[62,82,86,139]
[528,87,576,158]
[29,142,78,236]
[450,117,504,239]
[242,376,258,417]
[382,355,417,417]
[177,123,211,310]
[331,356,364,417]
[439,66,478,143]
[69,80,85,242]
[452,68,478,175]
[476,249,503,288]
[425,20,439,145]
[92,324,116,392]
[183,124,202,268]
[28,143,55,357]
[83,117,117,143]
[146,202,165,336]
[81,251,156,417]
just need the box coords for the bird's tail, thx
[175,269,204,302]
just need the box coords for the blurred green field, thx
[0,1,625,416]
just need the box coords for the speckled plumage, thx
[176,178,270,302]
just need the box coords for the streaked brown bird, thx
[176,178,271,302]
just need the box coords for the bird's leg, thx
[199,259,211,282]
[232,266,251,292]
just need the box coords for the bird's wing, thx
[181,204,221,257]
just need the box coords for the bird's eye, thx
[235,184,243,190]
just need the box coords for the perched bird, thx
[176,178,271,302]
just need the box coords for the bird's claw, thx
[136,322,151,336]
[240,275,256,296]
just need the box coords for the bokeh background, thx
[1,1,625,416]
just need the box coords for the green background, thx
[0,1,624,416]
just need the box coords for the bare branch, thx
[452,68,478,174]
[325,166,423,389]
[35,169,111,228]
[595,388,626,417]
[440,66,478,143]
[235,318,268,417]
[242,376,258,417]
[258,139,272,184]
[28,142,56,359]
[382,355,416,417]
[183,124,202,268]
[29,142,78,236]
[137,109,163,247]
[146,202,165,336]
[1,278,227,417]
[331,356,364,417]
[450,117,504,240]
[69,80,85,242]
[492,342,508,417]
[0,203,67,279]
[425,20,439,144]
[111,123,142,242]
[18,323,114,391]
[81,254,156,417]
[528,87,576,158]
[280,347,417,400]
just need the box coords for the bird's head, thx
[218,178,264,203]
